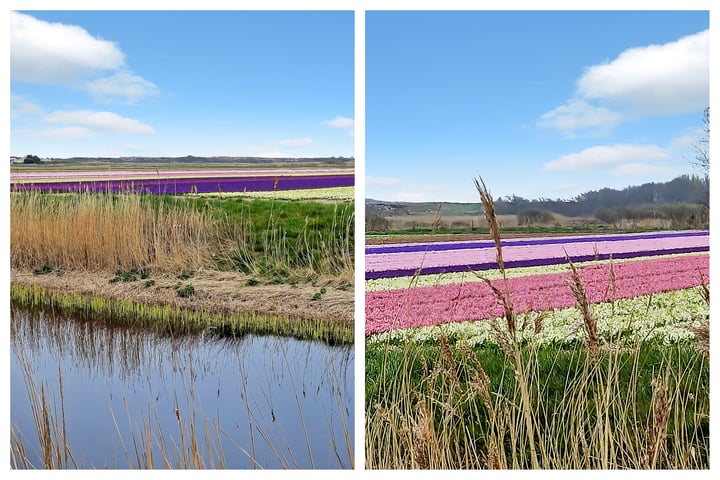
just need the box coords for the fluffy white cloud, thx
[323,116,354,129]
[577,30,708,115]
[544,144,668,172]
[11,12,124,84]
[11,12,158,104]
[539,29,708,136]
[85,71,159,104]
[322,116,354,138]
[537,99,622,137]
[45,110,155,135]
[278,137,313,148]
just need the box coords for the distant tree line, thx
[494,174,709,217]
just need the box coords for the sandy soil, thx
[11,268,354,328]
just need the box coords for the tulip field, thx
[10,167,354,195]
[365,230,709,341]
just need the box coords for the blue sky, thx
[10,10,354,159]
[366,10,710,202]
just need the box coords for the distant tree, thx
[23,154,42,164]
[366,212,390,232]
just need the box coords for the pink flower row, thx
[365,234,709,274]
[11,168,354,182]
[365,254,709,335]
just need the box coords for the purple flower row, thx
[11,174,354,195]
[366,230,708,255]
[365,232,709,279]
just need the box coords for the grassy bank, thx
[10,190,354,342]
[11,280,353,345]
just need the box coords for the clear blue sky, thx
[366,10,709,202]
[10,10,354,159]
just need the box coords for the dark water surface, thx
[10,305,354,469]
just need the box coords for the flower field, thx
[10,167,354,195]
[365,230,709,339]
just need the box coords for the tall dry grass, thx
[11,191,217,273]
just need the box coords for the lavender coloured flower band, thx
[365,245,709,279]
[366,230,708,255]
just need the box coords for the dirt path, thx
[11,268,354,328]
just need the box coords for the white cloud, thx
[11,95,43,118]
[544,144,668,172]
[11,12,158,104]
[278,137,313,148]
[366,176,402,187]
[85,71,159,104]
[537,99,622,137]
[539,29,708,136]
[577,30,708,115]
[45,110,155,135]
[11,12,124,84]
[323,116,354,129]
[323,116,354,139]
[612,163,675,177]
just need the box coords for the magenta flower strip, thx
[365,254,709,335]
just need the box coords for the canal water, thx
[10,305,354,469]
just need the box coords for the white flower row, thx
[195,186,355,201]
[367,286,709,348]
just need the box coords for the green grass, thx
[365,337,709,469]
[140,194,355,280]
[11,284,354,345]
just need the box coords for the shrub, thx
[517,208,555,226]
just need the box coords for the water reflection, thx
[11,305,354,469]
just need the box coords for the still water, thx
[10,305,354,469]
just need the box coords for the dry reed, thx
[10,191,216,273]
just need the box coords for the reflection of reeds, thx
[11,307,354,469]
[11,349,77,469]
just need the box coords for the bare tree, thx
[692,107,709,173]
